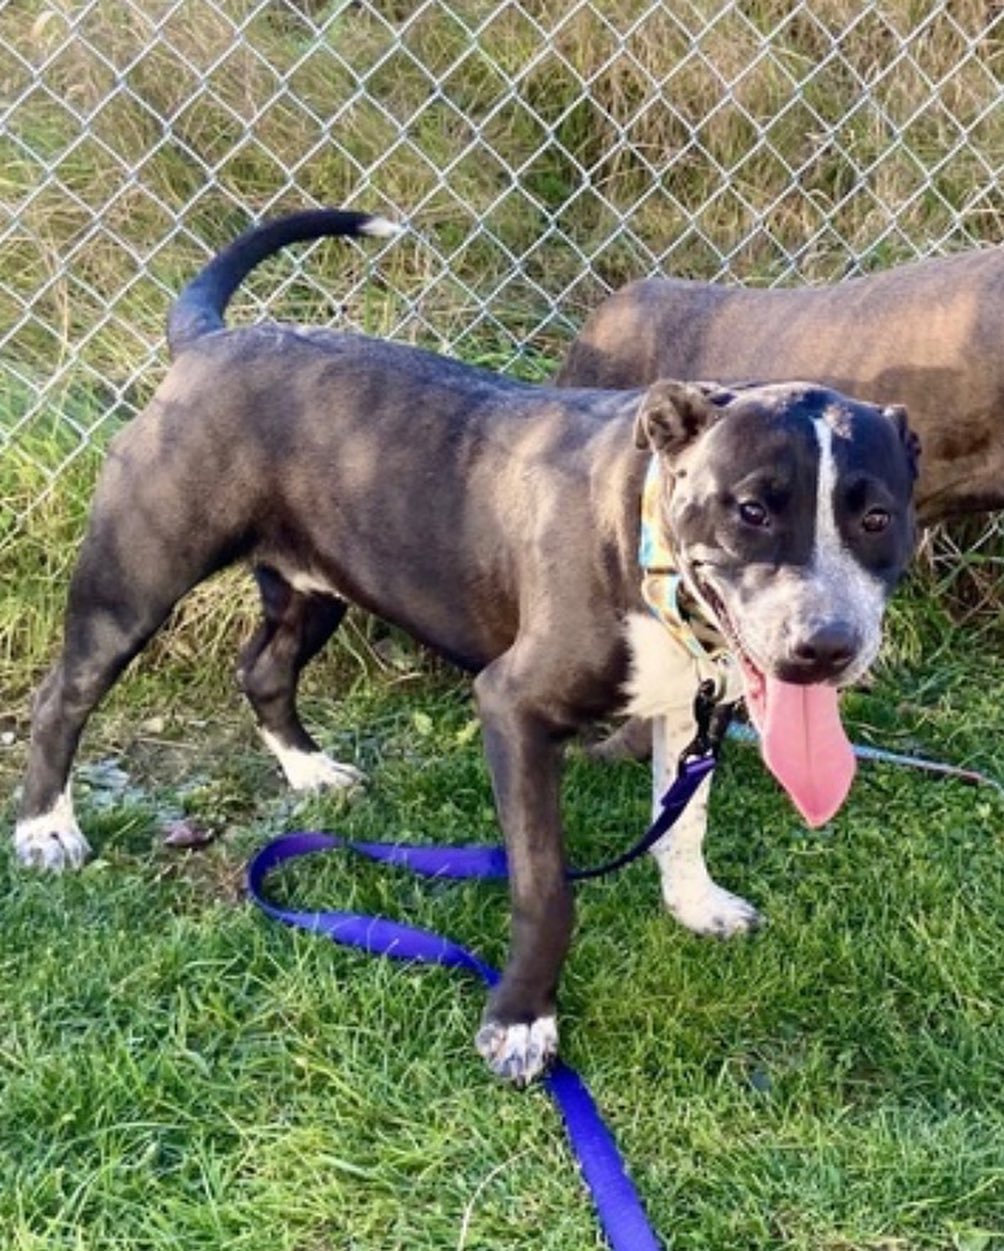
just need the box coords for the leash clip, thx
[679,678,735,765]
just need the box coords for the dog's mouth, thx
[691,570,857,828]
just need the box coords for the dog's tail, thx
[166,208,401,358]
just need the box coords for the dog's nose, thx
[788,620,859,680]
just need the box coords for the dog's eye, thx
[862,508,891,533]
[738,500,769,528]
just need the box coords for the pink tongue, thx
[756,678,857,827]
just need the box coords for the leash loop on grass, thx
[247,691,1002,1248]
[247,755,717,1251]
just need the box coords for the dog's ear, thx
[634,380,721,454]
[882,403,921,482]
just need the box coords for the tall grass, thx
[3,0,1004,696]
[5,0,1003,378]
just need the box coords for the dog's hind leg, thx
[650,711,762,936]
[15,519,229,870]
[15,646,96,869]
[238,565,363,793]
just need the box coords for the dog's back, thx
[558,249,1004,522]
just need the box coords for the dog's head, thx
[635,377,919,822]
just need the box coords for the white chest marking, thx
[622,612,703,719]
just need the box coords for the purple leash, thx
[248,751,716,1251]
[247,664,1003,1251]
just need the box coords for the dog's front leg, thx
[472,659,571,1085]
[650,710,763,937]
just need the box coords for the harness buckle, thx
[679,678,735,765]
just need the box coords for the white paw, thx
[286,752,365,793]
[260,731,365,793]
[14,792,91,871]
[475,1015,558,1085]
[665,880,763,937]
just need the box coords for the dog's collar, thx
[639,455,735,680]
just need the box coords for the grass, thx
[3,1,1004,1246]
[4,0,1004,545]
[2,593,1004,1250]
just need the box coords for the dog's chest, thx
[620,610,740,720]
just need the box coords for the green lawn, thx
[4,3,1004,1244]
[2,590,1003,1250]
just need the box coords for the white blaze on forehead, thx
[813,414,844,558]
[811,415,885,678]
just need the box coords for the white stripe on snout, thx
[813,417,843,565]
[811,416,885,680]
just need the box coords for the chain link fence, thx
[3,0,1004,559]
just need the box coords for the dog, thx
[14,210,918,1084]
[556,251,1004,526]
[556,256,996,766]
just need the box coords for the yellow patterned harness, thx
[639,455,742,699]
